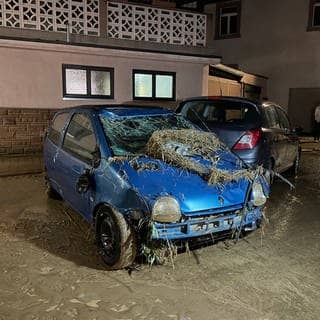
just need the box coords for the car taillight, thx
[233,129,262,150]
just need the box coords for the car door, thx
[56,112,98,220]
[276,107,298,169]
[44,112,70,194]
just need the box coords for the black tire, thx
[96,206,137,270]
[45,175,61,200]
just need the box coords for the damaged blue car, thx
[44,105,269,269]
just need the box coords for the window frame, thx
[62,64,114,99]
[47,112,70,146]
[275,107,291,130]
[308,0,320,31]
[132,69,176,101]
[215,0,241,40]
[262,105,281,129]
[62,112,98,165]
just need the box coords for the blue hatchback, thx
[44,105,269,269]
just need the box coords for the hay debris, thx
[146,129,261,185]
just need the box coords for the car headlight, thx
[152,196,181,223]
[251,181,267,207]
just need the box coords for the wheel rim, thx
[99,215,119,262]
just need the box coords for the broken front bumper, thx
[151,207,262,240]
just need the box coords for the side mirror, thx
[91,146,101,168]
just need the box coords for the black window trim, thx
[62,64,114,99]
[215,0,241,40]
[132,69,176,101]
[61,112,98,165]
[308,0,320,31]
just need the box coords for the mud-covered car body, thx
[44,105,269,268]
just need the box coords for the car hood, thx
[110,152,250,216]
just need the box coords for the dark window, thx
[308,0,320,30]
[133,70,176,100]
[62,64,114,99]
[276,108,290,129]
[62,113,97,163]
[216,1,241,39]
[243,84,262,101]
[47,112,69,145]
[263,106,280,129]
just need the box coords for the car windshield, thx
[181,100,260,127]
[99,114,195,156]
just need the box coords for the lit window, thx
[133,70,176,100]
[62,64,114,99]
[216,1,241,39]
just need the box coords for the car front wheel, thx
[96,206,137,270]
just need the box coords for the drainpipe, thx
[66,22,70,43]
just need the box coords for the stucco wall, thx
[0,39,216,110]
[205,0,320,110]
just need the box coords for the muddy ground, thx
[0,151,319,320]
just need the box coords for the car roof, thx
[55,104,174,118]
[179,96,260,105]
[176,96,262,113]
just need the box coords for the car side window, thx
[276,108,290,130]
[62,113,97,163]
[47,112,69,145]
[263,106,280,129]
[183,101,206,123]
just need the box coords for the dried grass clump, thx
[208,168,259,185]
[146,129,221,176]
[147,129,262,185]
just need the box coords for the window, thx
[243,84,262,101]
[276,108,290,130]
[308,0,320,30]
[47,112,69,145]
[263,106,280,129]
[62,64,114,99]
[133,70,176,100]
[63,113,97,163]
[215,1,241,39]
[181,100,260,127]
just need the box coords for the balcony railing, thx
[0,0,99,36]
[0,0,207,47]
[107,1,207,47]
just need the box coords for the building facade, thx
[0,0,221,175]
[205,0,320,132]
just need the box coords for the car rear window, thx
[47,112,69,145]
[181,100,260,127]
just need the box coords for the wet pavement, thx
[0,150,319,320]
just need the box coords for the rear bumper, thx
[151,207,262,240]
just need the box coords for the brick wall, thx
[0,108,56,156]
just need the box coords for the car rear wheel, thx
[96,206,137,270]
